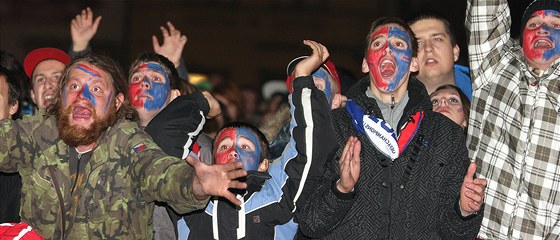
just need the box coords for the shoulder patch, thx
[133,143,146,153]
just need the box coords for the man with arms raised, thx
[0,53,245,239]
[467,0,560,238]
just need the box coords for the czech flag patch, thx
[133,143,146,153]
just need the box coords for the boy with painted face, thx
[467,0,560,238]
[296,17,484,239]
[183,40,338,240]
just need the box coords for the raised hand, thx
[293,40,330,79]
[459,162,487,215]
[336,136,361,193]
[152,21,188,67]
[187,156,247,205]
[71,7,102,52]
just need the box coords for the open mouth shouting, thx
[379,58,396,79]
[72,104,93,121]
[533,38,554,50]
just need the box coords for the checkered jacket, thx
[467,0,560,239]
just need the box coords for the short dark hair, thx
[129,52,181,91]
[365,17,418,57]
[0,65,22,107]
[408,12,457,46]
[214,121,270,162]
[47,53,138,121]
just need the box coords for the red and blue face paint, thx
[366,26,412,92]
[65,64,113,113]
[129,62,170,111]
[523,10,560,63]
[311,68,333,105]
[214,127,262,171]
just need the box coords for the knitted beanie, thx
[520,0,560,45]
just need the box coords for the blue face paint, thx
[387,26,412,91]
[235,127,262,171]
[80,83,97,107]
[523,10,560,62]
[367,25,413,92]
[214,127,263,171]
[144,62,170,110]
[312,68,333,105]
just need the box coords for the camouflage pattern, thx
[0,112,209,239]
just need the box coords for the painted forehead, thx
[133,62,168,76]
[371,24,411,43]
[529,9,560,18]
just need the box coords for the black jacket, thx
[185,76,337,239]
[296,76,482,239]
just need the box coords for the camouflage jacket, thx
[0,113,208,239]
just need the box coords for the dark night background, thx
[0,0,532,89]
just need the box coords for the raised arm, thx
[152,21,189,79]
[69,7,101,58]
[269,40,340,218]
[466,0,511,88]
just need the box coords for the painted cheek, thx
[144,63,171,111]
[144,80,170,111]
[236,127,261,171]
[387,27,412,91]
[542,25,560,60]
[103,92,113,113]
[129,81,143,108]
[214,128,237,165]
[367,49,388,90]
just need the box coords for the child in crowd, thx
[180,40,339,239]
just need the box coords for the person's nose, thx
[439,98,449,106]
[423,40,433,53]
[228,151,238,160]
[45,77,58,90]
[140,77,151,90]
[537,25,551,36]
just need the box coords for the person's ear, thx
[331,93,342,109]
[170,89,181,101]
[9,100,19,116]
[409,57,419,72]
[115,93,125,110]
[258,159,269,172]
[453,44,460,62]
[361,58,369,73]
[30,90,37,105]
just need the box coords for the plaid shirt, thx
[467,0,560,239]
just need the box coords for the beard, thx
[56,101,117,147]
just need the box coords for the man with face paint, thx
[296,18,483,240]
[0,53,246,239]
[182,40,338,240]
[467,0,560,238]
[128,52,221,240]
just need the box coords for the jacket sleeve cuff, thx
[331,179,356,200]
[191,91,210,117]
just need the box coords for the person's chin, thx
[69,117,93,130]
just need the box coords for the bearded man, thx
[0,53,246,239]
